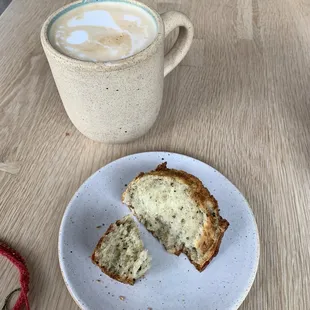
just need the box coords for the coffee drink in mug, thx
[49,2,158,62]
[41,0,193,143]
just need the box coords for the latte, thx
[49,1,158,62]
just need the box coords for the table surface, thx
[1,0,310,309]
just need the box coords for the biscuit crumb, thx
[96,225,102,229]
[119,296,126,301]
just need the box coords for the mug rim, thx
[40,0,164,71]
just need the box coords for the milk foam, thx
[49,2,157,62]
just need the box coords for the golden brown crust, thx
[122,162,229,272]
[91,218,135,285]
[196,217,228,271]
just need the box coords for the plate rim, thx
[58,151,260,310]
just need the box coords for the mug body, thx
[41,0,164,143]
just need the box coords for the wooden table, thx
[1,0,310,309]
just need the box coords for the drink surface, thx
[49,1,158,62]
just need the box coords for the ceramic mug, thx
[41,0,193,143]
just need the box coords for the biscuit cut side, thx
[91,215,151,285]
[122,163,229,271]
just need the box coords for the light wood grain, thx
[1,0,310,309]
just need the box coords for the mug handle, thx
[160,11,194,77]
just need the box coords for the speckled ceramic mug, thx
[41,0,193,143]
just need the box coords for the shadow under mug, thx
[41,0,194,143]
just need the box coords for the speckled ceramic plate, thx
[59,152,259,310]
